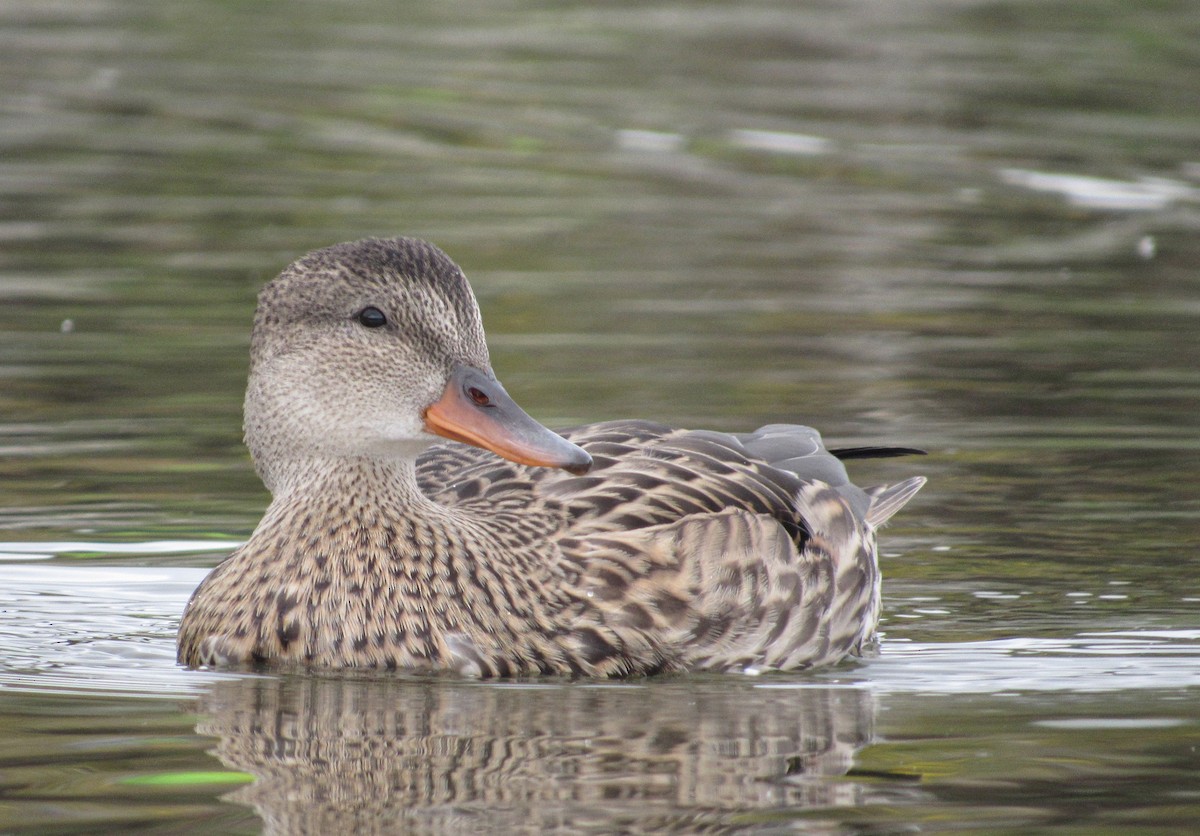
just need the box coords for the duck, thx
[177,236,925,677]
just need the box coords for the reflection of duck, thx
[177,237,924,676]
[197,674,879,833]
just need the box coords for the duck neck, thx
[260,454,457,548]
[251,452,558,594]
[267,453,426,503]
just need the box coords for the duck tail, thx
[863,476,926,528]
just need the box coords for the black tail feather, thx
[829,446,927,461]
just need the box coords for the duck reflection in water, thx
[196,675,886,833]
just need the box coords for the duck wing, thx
[420,420,818,536]
[417,420,923,674]
[554,492,875,674]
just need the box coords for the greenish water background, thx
[2,1,1198,832]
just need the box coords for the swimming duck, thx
[177,237,925,676]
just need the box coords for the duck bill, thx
[423,365,592,476]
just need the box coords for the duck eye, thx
[356,307,387,328]
[467,386,492,407]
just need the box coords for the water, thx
[2,0,1199,832]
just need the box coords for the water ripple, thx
[2,562,1198,700]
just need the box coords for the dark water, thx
[2,0,1199,832]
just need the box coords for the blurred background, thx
[3,0,1198,542]
[4,0,1198,603]
[1,1,1198,832]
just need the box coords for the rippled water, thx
[3,0,1199,832]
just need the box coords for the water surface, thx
[2,0,1199,832]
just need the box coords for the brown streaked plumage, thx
[177,236,925,676]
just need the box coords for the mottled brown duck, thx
[177,237,925,677]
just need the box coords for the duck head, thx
[243,237,592,493]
